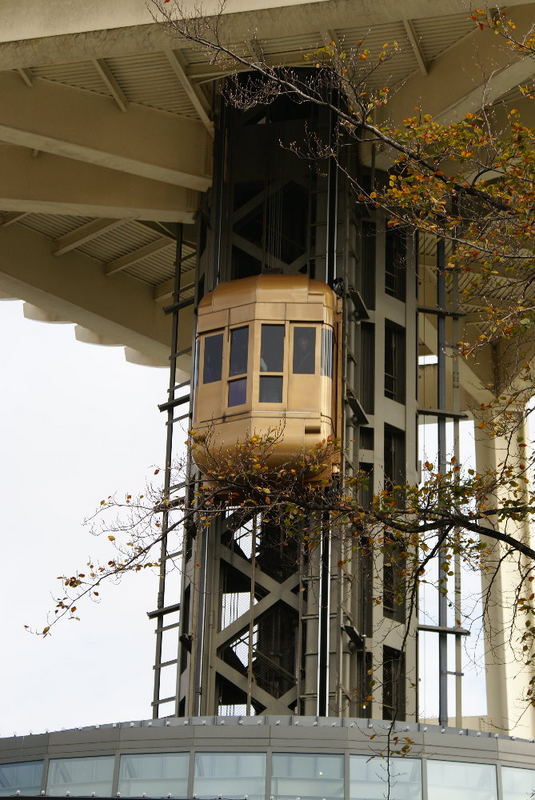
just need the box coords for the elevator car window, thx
[260,376,283,403]
[261,325,284,372]
[230,326,249,376]
[203,333,223,383]
[228,378,247,407]
[293,327,316,374]
[321,327,333,378]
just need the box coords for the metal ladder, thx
[148,224,197,719]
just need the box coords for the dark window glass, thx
[259,376,283,403]
[358,462,374,510]
[384,424,406,509]
[355,650,373,718]
[228,378,247,407]
[385,228,407,301]
[194,339,200,387]
[230,326,248,376]
[261,325,284,372]
[360,428,374,450]
[383,646,406,720]
[203,333,223,384]
[384,424,406,486]
[361,221,376,310]
[384,533,406,623]
[360,322,375,414]
[321,328,333,378]
[384,320,406,403]
[357,532,373,638]
[293,327,316,374]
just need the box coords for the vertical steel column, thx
[451,266,463,728]
[436,238,448,727]
[317,93,338,715]
[246,518,257,715]
[318,515,331,715]
[210,98,226,289]
[325,101,338,287]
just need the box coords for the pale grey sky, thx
[0,300,170,736]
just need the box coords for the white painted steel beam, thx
[92,58,129,112]
[0,71,211,191]
[0,211,28,227]
[0,146,198,221]
[0,222,193,373]
[384,4,535,125]
[105,237,174,276]
[403,18,427,76]
[164,48,213,135]
[16,67,33,87]
[53,219,127,256]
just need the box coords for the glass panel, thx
[230,326,249,376]
[260,376,283,403]
[228,378,247,407]
[47,756,115,798]
[118,753,189,798]
[360,322,375,414]
[194,752,266,800]
[385,228,406,302]
[502,766,535,800]
[0,761,43,797]
[321,328,333,378]
[361,220,376,310]
[194,338,200,387]
[427,760,497,800]
[261,324,285,372]
[271,753,344,800]
[350,755,421,799]
[382,646,406,718]
[384,321,405,403]
[293,327,316,374]
[203,333,223,384]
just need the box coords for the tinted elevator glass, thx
[260,376,283,403]
[228,378,247,407]
[321,327,333,377]
[203,333,223,383]
[293,327,316,374]
[230,326,248,376]
[261,325,284,372]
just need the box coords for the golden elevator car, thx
[192,274,342,471]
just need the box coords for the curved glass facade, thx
[2,752,535,799]
[119,753,189,798]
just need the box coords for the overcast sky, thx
[0,300,170,736]
[0,301,486,736]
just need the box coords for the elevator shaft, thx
[152,79,419,721]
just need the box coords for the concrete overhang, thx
[0,0,532,370]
